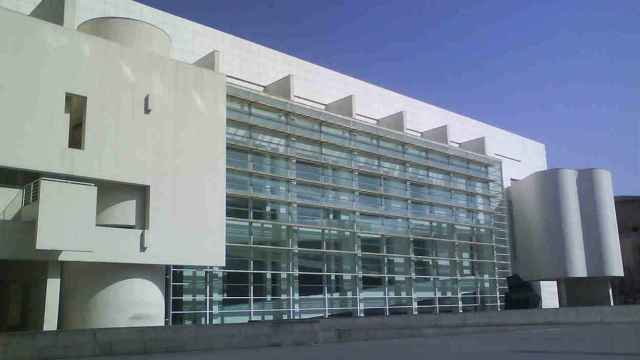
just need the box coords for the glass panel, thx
[352,132,378,153]
[415,277,435,297]
[289,114,320,137]
[386,257,410,275]
[428,151,448,165]
[226,246,250,270]
[327,189,354,207]
[298,252,324,273]
[437,278,459,297]
[223,271,250,299]
[455,225,474,242]
[405,145,426,162]
[410,219,431,237]
[252,103,287,130]
[322,124,350,145]
[326,253,356,274]
[296,161,323,182]
[388,275,411,296]
[429,170,450,186]
[252,128,287,153]
[358,194,381,210]
[409,183,428,199]
[253,247,290,272]
[361,255,384,274]
[380,158,404,177]
[297,227,323,249]
[415,260,433,276]
[361,276,384,297]
[227,171,249,192]
[327,274,356,297]
[297,206,323,226]
[253,223,289,247]
[330,168,353,187]
[323,144,351,166]
[384,198,407,215]
[354,154,379,172]
[357,214,383,233]
[292,138,321,160]
[296,183,324,203]
[413,238,434,257]
[360,234,383,254]
[436,240,456,258]
[378,139,403,158]
[325,209,353,229]
[227,149,249,168]
[384,178,406,196]
[357,173,381,192]
[226,220,250,244]
[410,202,430,218]
[407,165,428,181]
[252,176,288,198]
[385,236,410,255]
[326,230,354,252]
[227,196,249,219]
[436,259,456,276]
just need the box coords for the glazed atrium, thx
[169,88,510,324]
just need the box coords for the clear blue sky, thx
[137,0,639,195]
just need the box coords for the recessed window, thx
[65,93,87,149]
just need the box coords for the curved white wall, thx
[96,183,146,228]
[577,169,624,276]
[78,17,171,57]
[510,169,623,281]
[61,262,165,329]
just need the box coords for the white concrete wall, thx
[0,187,21,220]
[510,169,623,281]
[0,0,547,186]
[0,8,227,266]
[35,179,97,252]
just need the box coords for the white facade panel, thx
[0,0,549,186]
[0,8,227,266]
[35,179,97,252]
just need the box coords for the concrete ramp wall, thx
[3,305,640,359]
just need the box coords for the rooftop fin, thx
[264,74,294,100]
[194,50,221,72]
[325,95,356,118]
[421,125,449,144]
[378,111,406,132]
[460,136,488,155]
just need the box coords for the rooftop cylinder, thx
[77,17,172,57]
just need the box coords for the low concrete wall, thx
[2,305,640,359]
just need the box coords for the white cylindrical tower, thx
[77,17,172,57]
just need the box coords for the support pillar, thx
[43,261,61,331]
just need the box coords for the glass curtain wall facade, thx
[169,86,510,325]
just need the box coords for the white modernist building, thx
[0,0,622,331]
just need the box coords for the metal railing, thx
[22,180,40,206]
